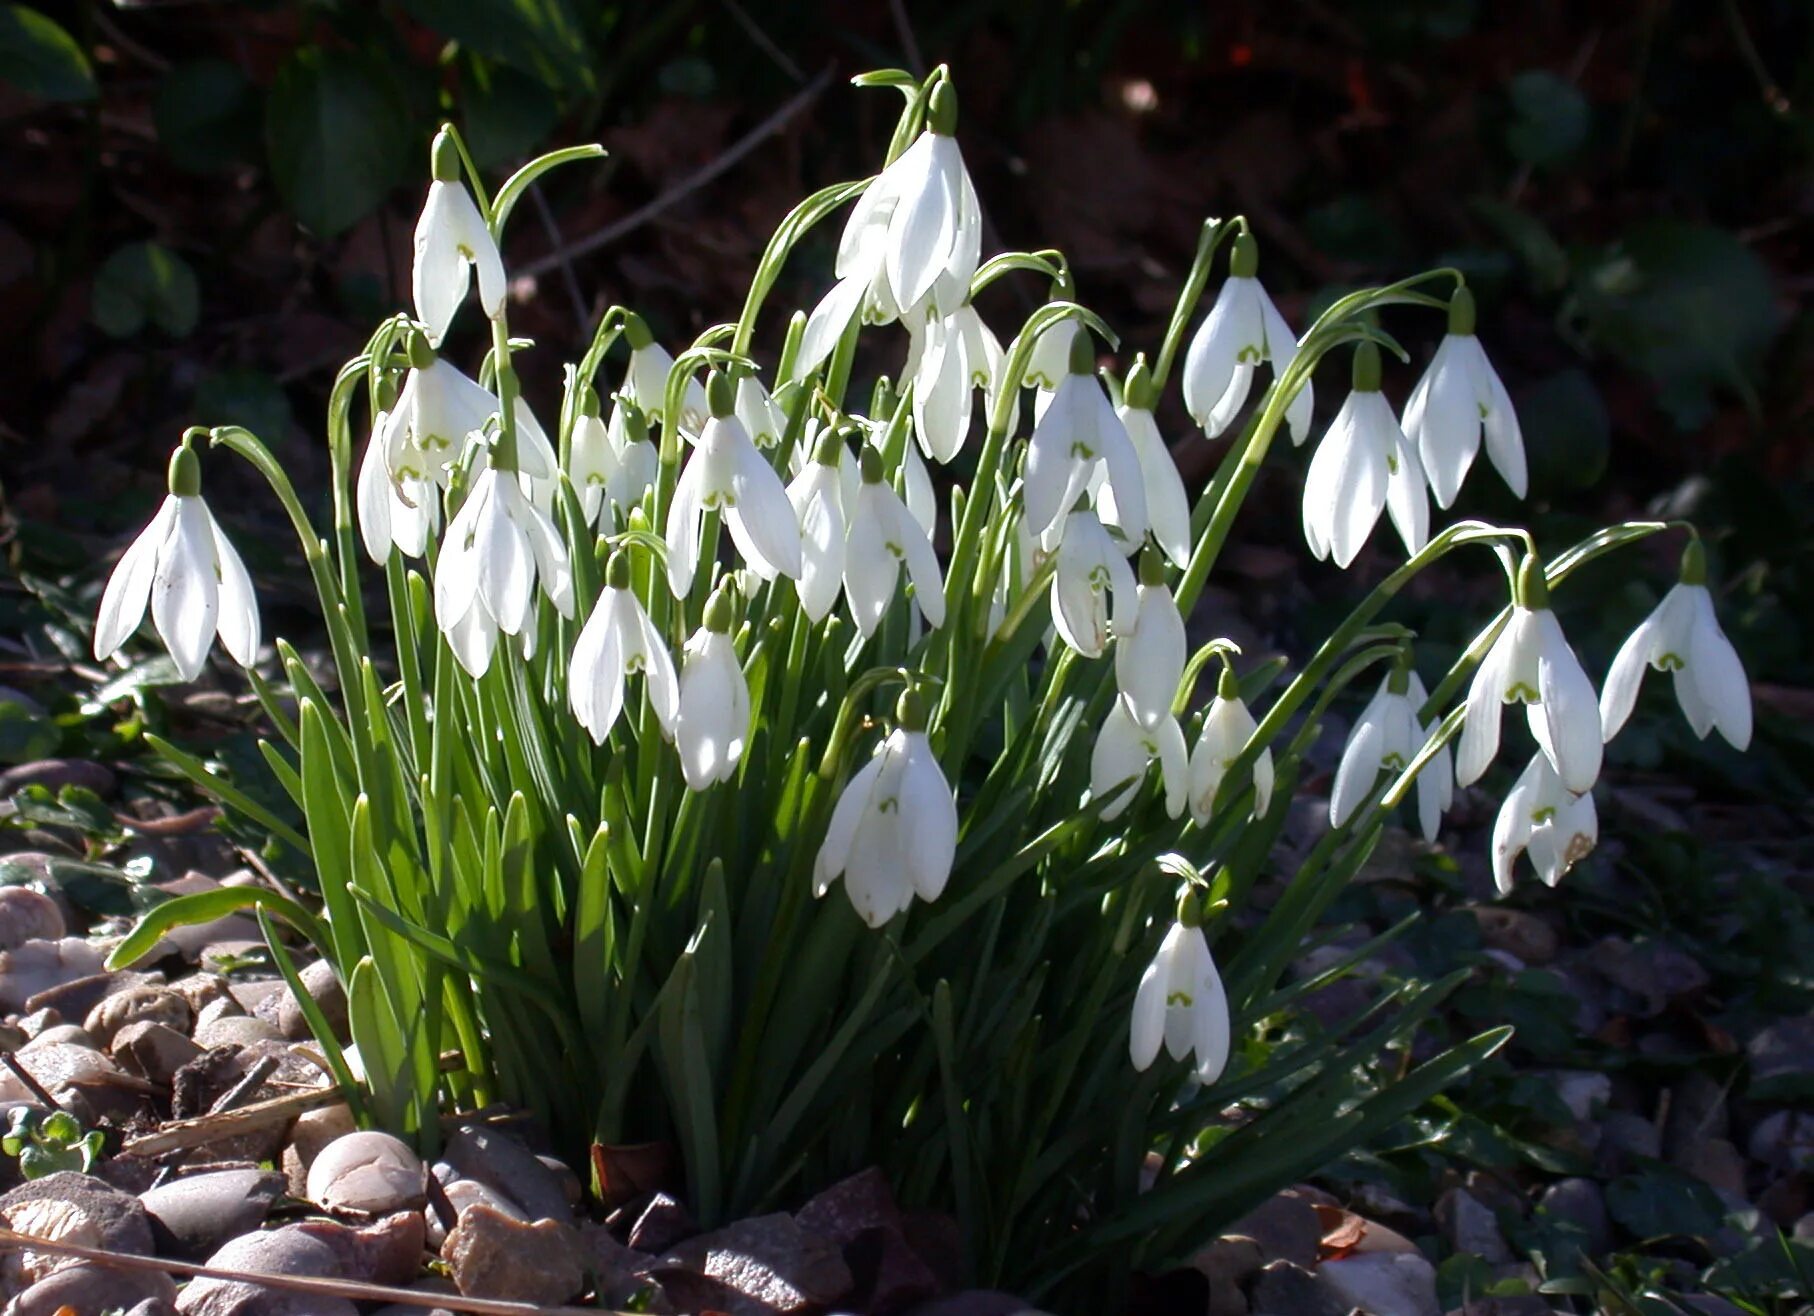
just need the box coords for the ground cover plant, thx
[61,57,1769,1310]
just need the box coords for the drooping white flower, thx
[567,407,616,528]
[813,693,957,928]
[795,85,982,377]
[666,375,803,598]
[1104,361,1191,568]
[568,553,680,745]
[1302,344,1429,568]
[845,446,946,636]
[1456,579,1601,793]
[384,354,499,490]
[1024,328,1148,546]
[1129,915,1231,1084]
[675,590,750,791]
[1050,506,1136,658]
[1329,667,1452,841]
[433,466,574,676]
[786,428,850,623]
[1181,234,1312,442]
[1402,287,1525,509]
[1114,555,1186,728]
[1491,754,1597,893]
[1188,672,1273,825]
[356,407,439,562]
[1600,555,1751,750]
[735,374,788,450]
[1091,697,1189,821]
[94,446,259,682]
[908,303,1004,462]
[412,135,505,347]
[605,398,659,513]
[621,315,709,438]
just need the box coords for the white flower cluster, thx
[92,83,1755,1090]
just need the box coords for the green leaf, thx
[194,369,294,446]
[265,48,411,237]
[104,886,331,972]
[91,243,200,340]
[462,60,559,170]
[0,5,95,102]
[490,142,605,236]
[153,58,259,174]
[1606,1163,1728,1240]
[0,701,58,764]
[401,0,595,94]
[1504,70,1589,166]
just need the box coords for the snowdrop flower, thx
[1491,754,1597,893]
[1456,560,1602,793]
[566,396,616,527]
[1129,901,1231,1084]
[1188,666,1273,825]
[846,445,946,636]
[95,444,259,682]
[675,586,751,790]
[433,465,574,676]
[786,427,850,623]
[1329,662,1452,841]
[412,131,504,347]
[1402,287,1525,508]
[796,82,981,376]
[814,689,957,927]
[1050,505,1136,658]
[1102,359,1191,569]
[1181,234,1312,442]
[666,373,803,597]
[384,348,500,490]
[1115,550,1186,728]
[1091,697,1188,821]
[569,552,679,744]
[1024,328,1147,546]
[1600,545,1751,749]
[605,398,659,513]
[1302,343,1429,568]
[356,405,439,562]
[622,314,709,438]
[908,303,1004,462]
[735,374,789,450]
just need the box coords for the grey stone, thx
[1748,1017,1814,1099]
[442,1203,585,1304]
[441,1121,572,1223]
[169,972,234,1014]
[0,759,116,799]
[426,1178,523,1247]
[290,1211,427,1286]
[658,1212,854,1313]
[274,959,347,1042]
[1222,1188,1324,1269]
[1592,936,1708,1015]
[16,961,135,1018]
[628,1190,699,1252]
[193,1014,283,1049]
[1436,1187,1513,1263]
[1537,1178,1612,1258]
[0,1042,129,1105]
[1320,1251,1442,1316]
[141,1169,286,1258]
[1,1260,177,1316]
[0,889,64,952]
[176,1227,355,1316]
[112,1020,204,1086]
[1468,906,1559,964]
[1546,1071,1611,1123]
[0,1172,156,1285]
[1248,1260,1349,1316]
[87,983,192,1049]
[21,1023,91,1050]
[1597,1111,1662,1173]
[1190,1237,1262,1316]
[306,1130,425,1214]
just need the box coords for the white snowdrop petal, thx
[208,507,260,667]
[95,498,176,661]
[152,497,221,682]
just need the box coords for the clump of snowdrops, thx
[99,67,1751,1303]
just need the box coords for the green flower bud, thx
[1679,537,1708,587]
[1139,545,1167,587]
[606,551,632,590]
[1351,340,1383,393]
[1176,888,1205,928]
[1067,325,1095,377]
[1516,552,1550,609]
[623,311,654,351]
[167,445,201,498]
[704,584,737,634]
[430,127,463,183]
[896,685,929,732]
[1448,285,1477,337]
[1230,232,1260,279]
[1217,663,1240,701]
[706,370,735,420]
[859,443,885,484]
[407,329,436,371]
[928,80,958,136]
[1122,354,1157,411]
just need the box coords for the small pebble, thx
[306,1130,426,1215]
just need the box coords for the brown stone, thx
[441,1204,585,1305]
[658,1213,854,1314]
